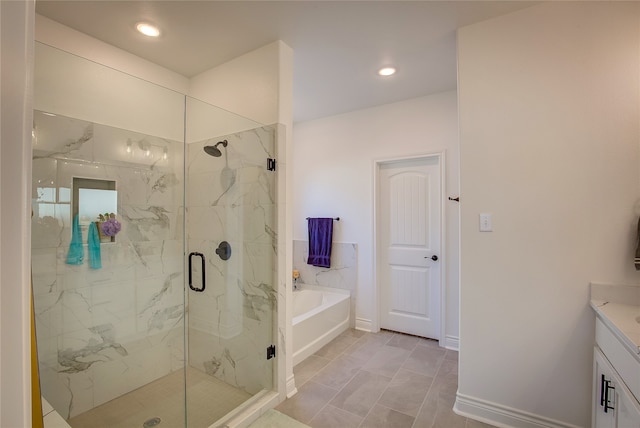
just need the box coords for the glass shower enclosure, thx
[31,42,278,427]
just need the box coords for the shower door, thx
[184,97,277,426]
[32,42,189,428]
[31,42,277,428]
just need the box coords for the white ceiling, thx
[35,1,536,123]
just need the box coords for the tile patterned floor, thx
[67,367,251,428]
[276,329,494,428]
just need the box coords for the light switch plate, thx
[479,213,492,232]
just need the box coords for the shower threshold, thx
[67,367,251,428]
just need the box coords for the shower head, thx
[203,145,222,157]
[203,140,228,157]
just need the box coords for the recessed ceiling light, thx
[378,67,396,76]
[136,22,160,37]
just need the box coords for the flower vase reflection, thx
[96,213,121,242]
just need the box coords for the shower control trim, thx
[215,241,232,261]
[188,252,205,292]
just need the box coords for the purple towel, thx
[307,218,333,268]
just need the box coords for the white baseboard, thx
[286,375,298,398]
[355,317,374,332]
[443,335,459,351]
[454,393,582,428]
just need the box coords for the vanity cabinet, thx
[617,381,640,428]
[594,348,640,427]
[593,319,640,428]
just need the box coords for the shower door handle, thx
[188,252,205,292]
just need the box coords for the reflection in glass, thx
[79,187,117,224]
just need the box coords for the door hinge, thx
[267,158,276,171]
[266,344,276,360]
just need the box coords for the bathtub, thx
[292,285,350,366]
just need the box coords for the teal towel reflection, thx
[66,215,84,265]
[88,222,102,269]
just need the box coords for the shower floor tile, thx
[68,367,251,428]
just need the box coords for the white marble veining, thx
[32,111,185,418]
[590,283,640,355]
[292,240,357,289]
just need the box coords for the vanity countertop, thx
[590,283,640,356]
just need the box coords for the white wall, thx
[34,42,186,142]
[36,15,189,95]
[293,91,459,343]
[1,1,35,426]
[456,3,640,427]
[35,15,188,143]
[35,17,293,142]
[189,41,285,126]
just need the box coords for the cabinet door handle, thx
[603,377,615,413]
[600,374,606,407]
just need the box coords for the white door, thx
[378,156,441,339]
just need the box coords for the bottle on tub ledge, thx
[292,269,300,290]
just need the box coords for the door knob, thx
[425,255,438,261]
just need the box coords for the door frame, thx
[372,151,446,345]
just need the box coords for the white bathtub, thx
[292,285,350,366]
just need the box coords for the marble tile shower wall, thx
[31,111,185,419]
[186,126,277,395]
[293,240,357,326]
